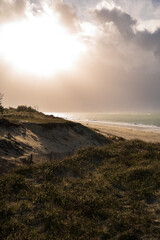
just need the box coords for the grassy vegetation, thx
[1,106,69,124]
[0,140,160,239]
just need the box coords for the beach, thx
[79,121,160,143]
[50,112,160,143]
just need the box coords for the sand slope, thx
[0,119,109,173]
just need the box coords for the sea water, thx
[46,112,160,132]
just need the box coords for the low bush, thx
[16,105,37,113]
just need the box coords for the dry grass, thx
[1,106,68,124]
[0,140,160,239]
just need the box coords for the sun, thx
[0,14,86,77]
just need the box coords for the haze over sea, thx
[46,113,160,132]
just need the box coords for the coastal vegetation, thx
[0,107,109,175]
[0,139,160,239]
[1,106,68,124]
[0,93,4,114]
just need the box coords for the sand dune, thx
[0,119,109,174]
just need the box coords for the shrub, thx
[0,105,4,114]
[16,105,37,113]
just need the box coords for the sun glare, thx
[0,15,86,77]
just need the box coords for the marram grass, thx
[0,140,160,240]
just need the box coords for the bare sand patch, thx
[79,121,160,143]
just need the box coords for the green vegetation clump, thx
[0,105,4,114]
[0,139,160,239]
[1,106,69,124]
[0,93,4,114]
[16,105,38,113]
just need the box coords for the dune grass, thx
[1,107,69,124]
[0,140,160,239]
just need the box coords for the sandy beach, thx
[79,121,160,143]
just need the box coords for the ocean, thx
[46,112,160,132]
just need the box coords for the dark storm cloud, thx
[70,2,160,112]
[94,4,160,58]
[152,0,160,6]
[135,29,160,58]
[94,6,136,38]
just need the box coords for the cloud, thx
[135,28,160,58]
[94,5,136,38]
[69,1,160,111]
[114,0,160,19]
[93,2,160,58]
[0,0,27,23]
[1,0,160,112]
[55,1,80,33]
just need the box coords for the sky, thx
[0,0,160,112]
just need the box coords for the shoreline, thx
[77,120,160,132]
[77,120,160,143]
